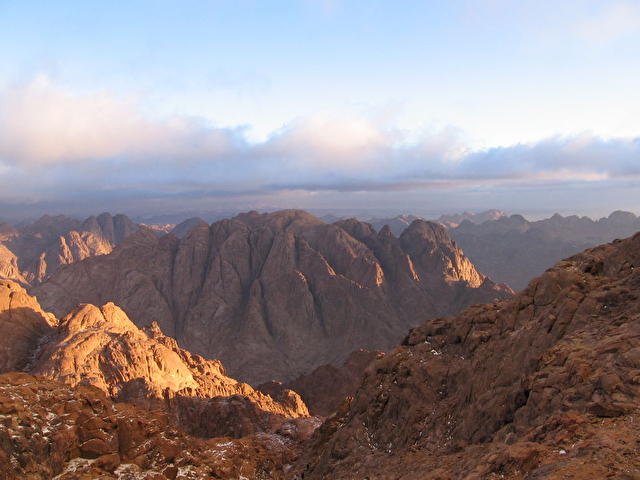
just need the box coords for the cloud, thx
[575,1,640,45]
[0,77,639,216]
[0,75,246,166]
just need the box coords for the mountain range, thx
[31,209,511,384]
[0,208,639,478]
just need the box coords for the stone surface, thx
[0,280,56,373]
[0,372,306,480]
[294,231,640,479]
[0,281,310,441]
[27,301,309,437]
[33,209,511,384]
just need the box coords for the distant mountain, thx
[0,212,139,285]
[33,209,511,384]
[450,210,640,289]
[436,209,507,228]
[295,231,640,479]
[369,214,424,236]
[367,210,507,235]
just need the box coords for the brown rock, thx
[0,372,300,480]
[25,301,309,437]
[0,280,56,372]
[33,209,511,384]
[295,231,640,479]
[259,349,384,416]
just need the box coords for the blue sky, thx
[0,0,639,218]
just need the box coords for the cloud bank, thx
[1,77,639,217]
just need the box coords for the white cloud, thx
[0,77,639,214]
[0,75,242,165]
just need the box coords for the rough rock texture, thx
[0,212,139,285]
[0,281,309,440]
[259,349,383,417]
[295,232,640,479]
[0,280,56,372]
[450,210,640,290]
[0,372,309,480]
[31,302,310,413]
[33,209,511,384]
[27,301,309,437]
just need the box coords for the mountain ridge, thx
[32,209,511,384]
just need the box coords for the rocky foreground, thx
[0,372,308,480]
[293,231,640,479]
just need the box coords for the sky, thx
[0,0,639,220]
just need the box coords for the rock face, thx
[259,349,383,417]
[0,372,307,480]
[33,209,511,384]
[0,281,309,441]
[0,280,56,372]
[0,212,139,285]
[450,210,640,290]
[31,302,308,419]
[295,232,640,479]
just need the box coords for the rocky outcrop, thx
[0,372,308,480]
[259,349,383,417]
[0,281,309,441]
[0,212,140,285]
[451,210,640,289]
[0,280,55,372]
[27,301,309,437]
[33,209,511,384]
[295,231,640,479]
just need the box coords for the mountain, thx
[0,212,139,285]
[369,214,424,236]
[32,209,511,384]
[451,210,640,289]
[294,231,640,479]
[436,209,507,228]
